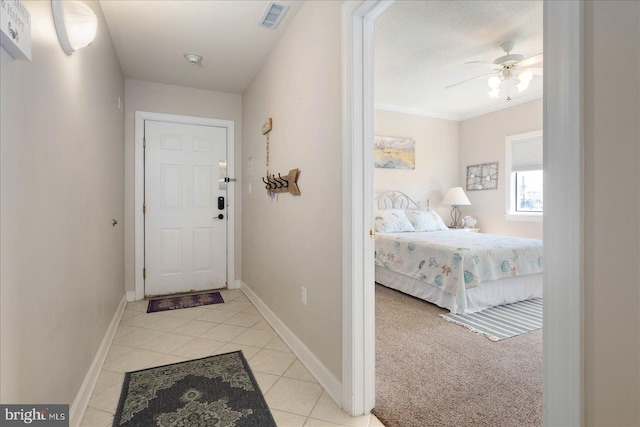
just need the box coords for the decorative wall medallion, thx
[466,162,498,191]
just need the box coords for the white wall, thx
[375,102,542,239]
[583,1,640,425]
[460,99,543,239]
[0,0,124,403]
[374,109,459,220]
[123,80,243,294]
[242,0,343,379]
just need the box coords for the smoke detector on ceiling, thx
[184,53,202,65]
[259,2,290,30]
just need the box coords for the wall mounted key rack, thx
[262,168,301,196]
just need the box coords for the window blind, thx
[511,135,543,172]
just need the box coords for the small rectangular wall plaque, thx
[261,118,272,135]
[1,0,32,61]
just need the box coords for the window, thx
[505,130,543,220]
[515,170,543,212]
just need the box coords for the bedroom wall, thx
[374,109,459,221]
[459,99,543,239]
[583,1,640,425]
[123,80,243,294]
[242,0,343,380]
[0,0,124,404]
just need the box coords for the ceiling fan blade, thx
[464,61,502,70]
[445,71,499,89]
[518,53,543,68]
[526,67,543,76]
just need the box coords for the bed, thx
[374,191,543,314]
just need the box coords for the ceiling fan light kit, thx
[516,70,533,92]
[488,75,502,98]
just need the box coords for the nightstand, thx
[448,227,480,233]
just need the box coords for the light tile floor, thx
[81,289,383,427]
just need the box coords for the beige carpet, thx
[372,284,542,427]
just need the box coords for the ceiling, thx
[99,0,303,94]
[99,0,542,120]
[375,0,543,120]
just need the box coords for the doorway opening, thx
[372,1,543,424]
[341,1,583,425]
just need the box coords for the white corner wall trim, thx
[543,1,583,425]
[342,0,394,417]
[126,291,136,302]
[240,281,342,405]
[70,294,128,427]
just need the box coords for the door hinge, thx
[143,137,146,148]
[143,268,147,279]
[143,202,146,215]
[369,227,376,239]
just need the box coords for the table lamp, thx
[442,187,471,228]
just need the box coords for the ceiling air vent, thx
[259,2,290,30]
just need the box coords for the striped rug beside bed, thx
[440,298,543,341]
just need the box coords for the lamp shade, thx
[442,187,471,206]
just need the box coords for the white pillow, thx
[374,209,415,233]
[404,209,448,232]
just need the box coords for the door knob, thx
[214,214,224,220]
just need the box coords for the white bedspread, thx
[375,231,543,310]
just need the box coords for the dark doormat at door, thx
[147,291,224,313]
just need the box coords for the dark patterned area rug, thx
[112,351,276,427]
[147,291,224,313]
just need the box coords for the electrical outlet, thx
[301,287,307,306]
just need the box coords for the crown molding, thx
[458,91,543,120]
[375,91,543,122]
[374,103,461,121]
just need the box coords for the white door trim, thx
[340,0,394,416]
[134,111,235,301]
[543,2,584,425]
[341,1,584,424]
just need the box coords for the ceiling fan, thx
[446,41,543,100]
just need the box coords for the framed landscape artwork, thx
[374,136,415,169]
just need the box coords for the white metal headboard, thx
[375,191,428,210]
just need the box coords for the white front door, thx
[144,120,228,296]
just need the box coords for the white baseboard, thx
[70,294,128,427]
[240,281,342,405]
[229,279,242,290]
[126,291,137,302]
